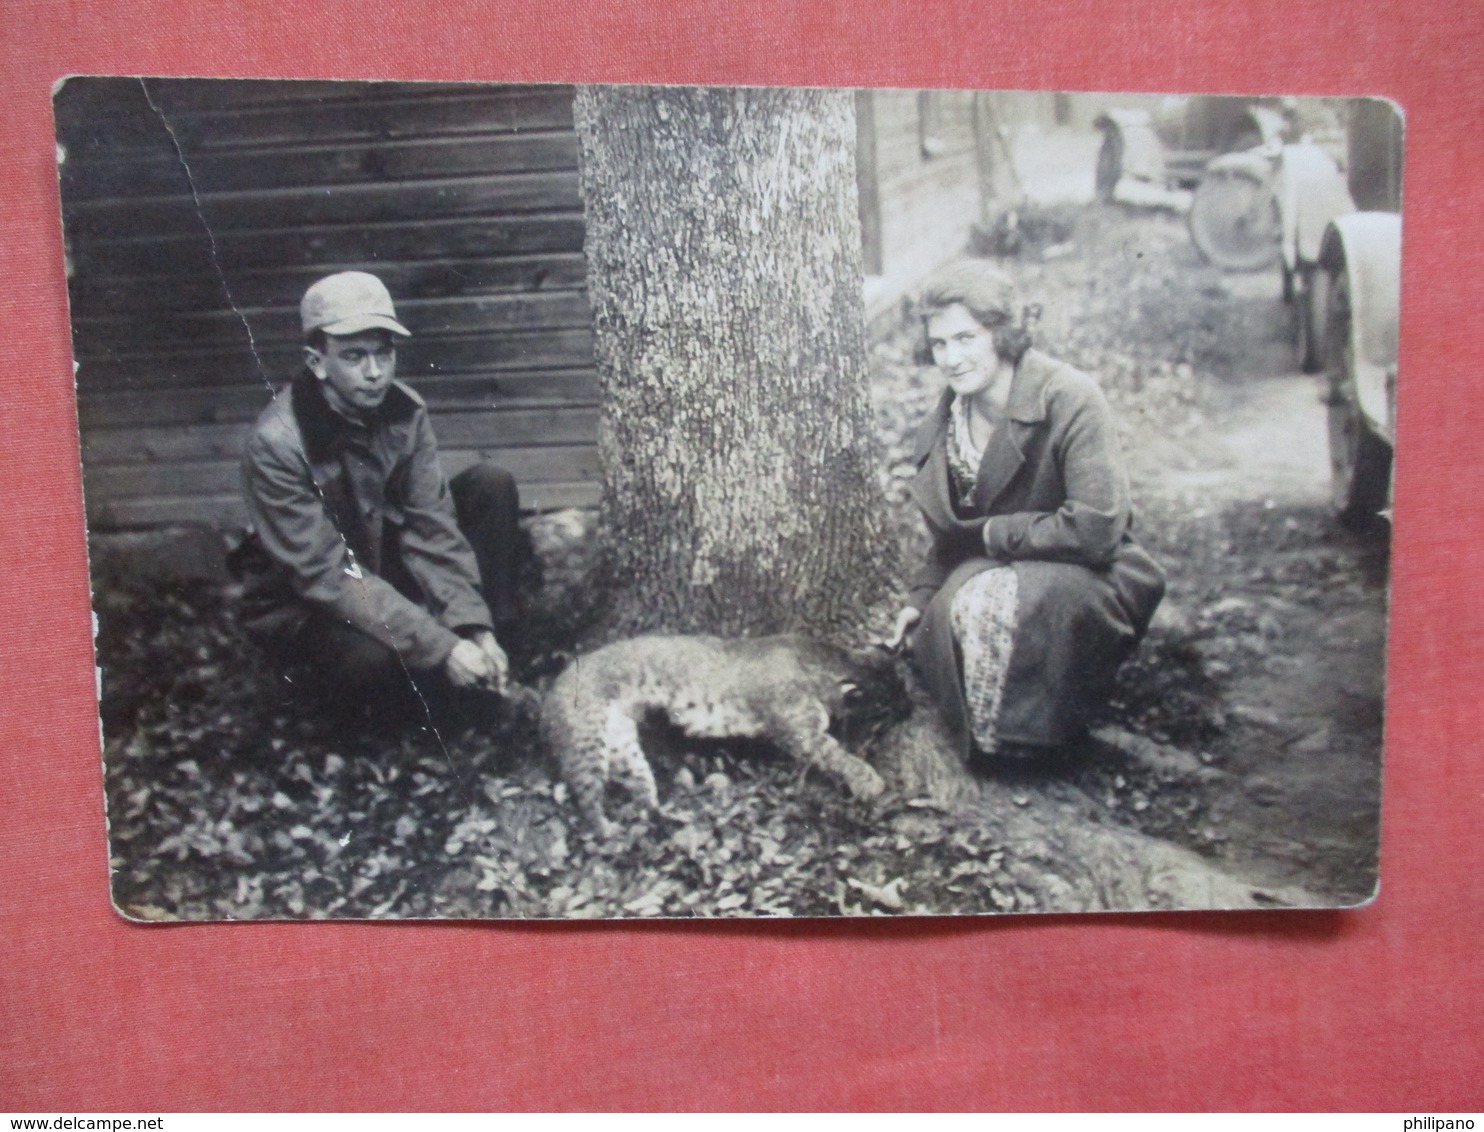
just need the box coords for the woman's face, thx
[926,303,1000,398]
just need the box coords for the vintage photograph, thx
[58,79,1400,920]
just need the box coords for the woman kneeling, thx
[889,260,1165,763]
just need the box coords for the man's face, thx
[306,331,398,418]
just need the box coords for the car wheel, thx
[1189,165,1281,271]
[1324,270,1392,527]
[1296,264,1328,373]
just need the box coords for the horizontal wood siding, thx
[862,90,990,329]
[57,77,599,529]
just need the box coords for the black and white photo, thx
[59,79,1400,920]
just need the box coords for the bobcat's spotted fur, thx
[541,634,909,836]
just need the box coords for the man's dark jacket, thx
[235,372,493,670]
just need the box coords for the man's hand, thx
[471,630,510,693]
[445,638,497,690]
[884,606,922,652]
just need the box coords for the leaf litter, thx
[98,202,1384,920]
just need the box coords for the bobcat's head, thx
[787,637,912,750]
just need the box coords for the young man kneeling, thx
[233,271,525,719]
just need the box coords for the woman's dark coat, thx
[905,349,1166,756]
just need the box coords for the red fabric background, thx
[2,0,1481,1111]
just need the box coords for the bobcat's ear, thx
[840,681,863,702]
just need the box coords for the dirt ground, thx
[93,196,1388,921]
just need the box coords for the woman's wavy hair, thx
[913,259,1034,367]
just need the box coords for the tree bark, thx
[574,85,897,639]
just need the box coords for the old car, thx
[1097,95,1401,526]
[1095,95,1350,274]
[1094,95,1291,270]
[1305,98,1403,526]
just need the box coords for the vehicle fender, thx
[1322,212,1402,443]
[1276,142,1355,272]
[1095,108,1166,184]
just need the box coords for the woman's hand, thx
[884,606,922,652]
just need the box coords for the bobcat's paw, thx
[847,765,887,800]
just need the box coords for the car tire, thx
[1324,270,1392,527]
[1189,165,1282,271]
[1296,264,1328,373]
[1329,397,1392,530]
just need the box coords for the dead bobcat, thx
[541,634,909,836]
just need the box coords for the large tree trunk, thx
[574,86,897,639]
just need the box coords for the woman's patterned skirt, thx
[948,565,1019,755]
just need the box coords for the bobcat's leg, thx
[603,703,660,814]
[560,738,619,840]
[771,703,886,800]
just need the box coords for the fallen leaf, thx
[848,876,906,910]
[670,825,712,855]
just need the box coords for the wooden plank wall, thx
[861,89,989,333]
[57,77,598,531]
[873,90,984,289]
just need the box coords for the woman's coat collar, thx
[910,348,1056,466]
